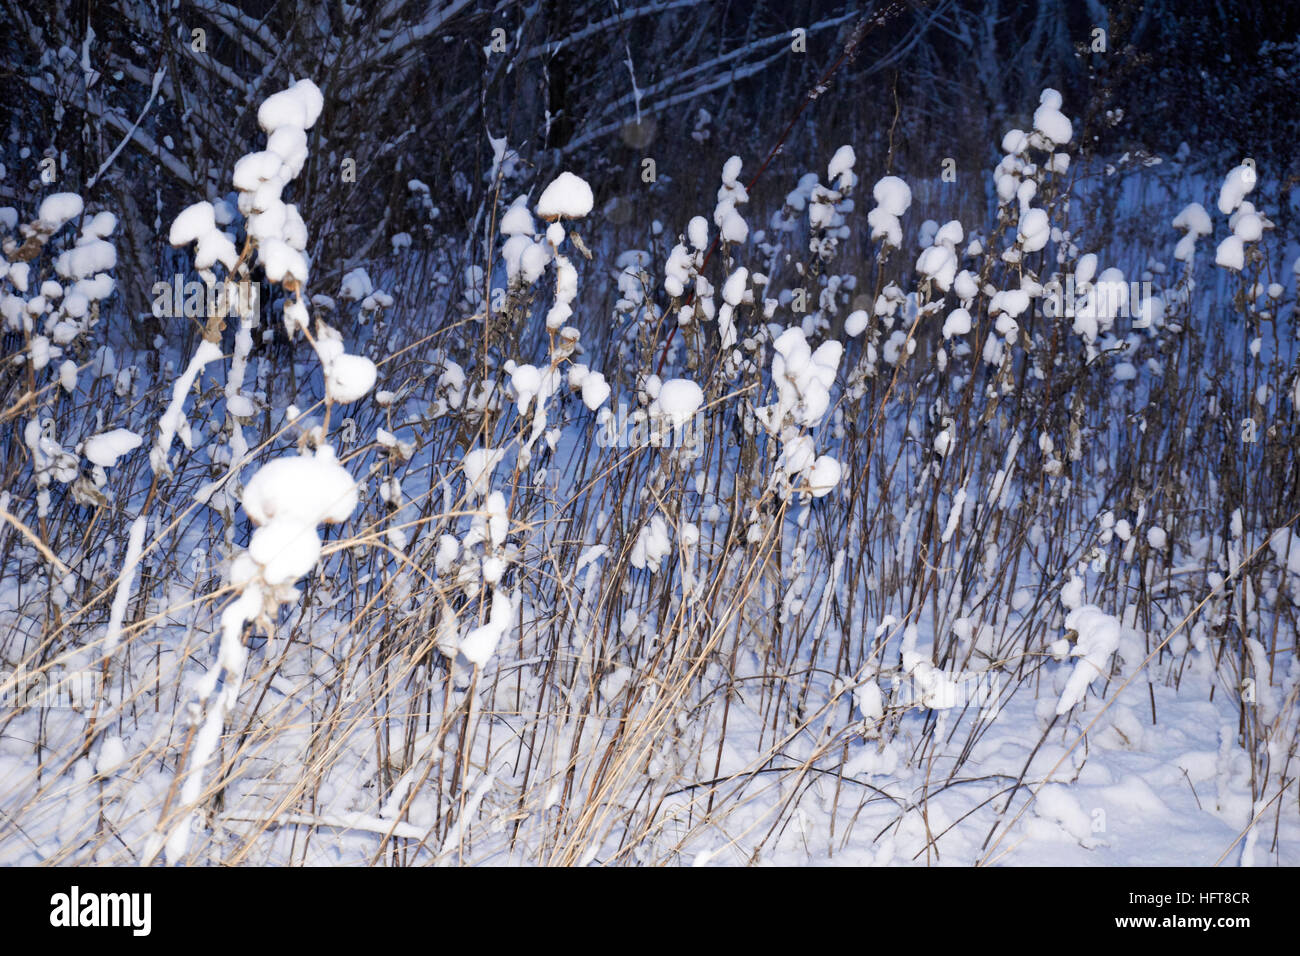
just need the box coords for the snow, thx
[1215,235,1244,271]
[339,268,373,301]
[1217,163,1256,215]
[29,335,51,371]
[152,339,222,474]
[460,588,516,665]
[1231,207,1262,242]
[918,219,939,247]
[759,327,842,431]
[916,243,957,291]
[77,213,114,242]
[1056,605,1122,715]
[462,447,504,498]
[1032,88,1073,146]
[545,254,578,329]
[710,156,751,245]
[58,360,77,392]
[168,202,215,246]
[283,297,309,333]
[989,290,1029,319]
[867,176,911,249]
[232,150,282,191]
[267,125,309,177]
[630,514,672,572]
[240,447,358,586]
[510,363,543,415]
[501,235,534,282]
[933,425,953,456]
[941,488,967,544]
[804,455,841,497]
[312,323,377,403]
[953,270,978,302]
[1034,784,1095,845]
[934,219,962,246]
[103,515,147,655]
[326,353,377,403]
[871,176,911,217]
[722,266,748,306]
[780,434,815,476]
[942,307,972,339]
[77,274,114,301]
[282,205,309,251]
[94,736,127,776]
[500,199,535,236]
[515,241,548,285]
[653,378,704,429]
[1017,207,1050,252]
[687,216,709,251]
[83,428,142,467]
[55,236,117,280]
[1173,201,1212,238]
[716,205,748,244]
[259,238,310,284]
[37,193,83,231]
[256,79,324,132]
[535,171,594,219]
[1073,254,1096,288]
[1270,528,1300,577]
[194,230,238,272]
[664,243,692,298]
[580,371,610,410]
[61,290,88,318]
[242,449,357,527]
[9,263,30,295]
[169,200,238,273]
[827,144,856,189]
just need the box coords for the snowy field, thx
[2,5,1299,868]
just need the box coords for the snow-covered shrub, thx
[145,79,389,862]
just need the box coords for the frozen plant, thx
[150,78,378,864]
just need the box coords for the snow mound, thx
[240,448,358,587]
[83,428,142,468]
[256,79,324,133]
[536,172,594,220]
[1056,605,1121,715]
[653,378,704,429]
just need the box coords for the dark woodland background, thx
[3,0,1298,327]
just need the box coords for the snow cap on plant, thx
[714,156,749,244]
[868,175,911,249]
[536,171,594,220]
